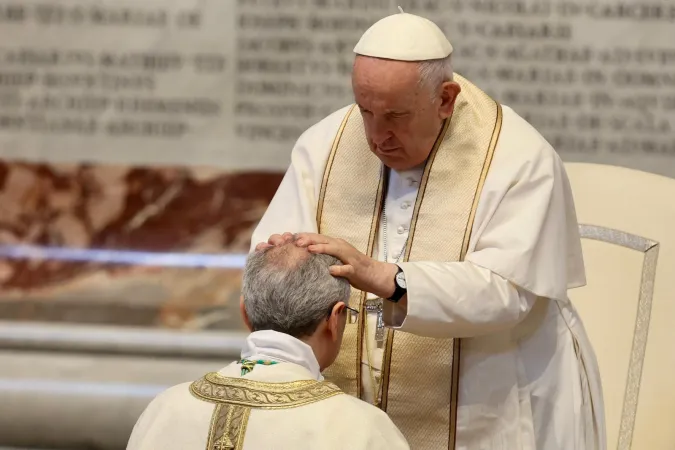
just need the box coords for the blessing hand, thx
[254,232,295,252]
[295,232,398,299]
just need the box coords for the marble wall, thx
[0,161,283,330]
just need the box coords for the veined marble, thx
[0,161,283,330]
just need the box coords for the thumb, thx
[330,264,354,278]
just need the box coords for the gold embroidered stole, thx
[316,74,502,449]
[190,372,343,450]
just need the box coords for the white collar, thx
[240,330,323,380]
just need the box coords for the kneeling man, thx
[127,238,409,450]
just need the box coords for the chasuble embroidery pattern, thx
[207,403,250,450]
[190,372,343,408]
[190,372,344,450]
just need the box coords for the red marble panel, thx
[0,161,284,330]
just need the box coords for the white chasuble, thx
[250,75,606,449]
[126,331,409,450]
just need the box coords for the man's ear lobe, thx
[328,302,345,342]
[439,81,461,119]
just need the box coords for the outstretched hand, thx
[295,232,398,299]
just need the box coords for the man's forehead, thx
[353,87,423,114]
[353,58,424,97]
[353,56,420,78]
[262,242,310,266]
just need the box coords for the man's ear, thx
[240,295,253,332]
[438,81,461,120]
[327,302,346,342]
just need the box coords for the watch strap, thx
[387,266,406,303]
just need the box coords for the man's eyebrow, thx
[356,105,409,116]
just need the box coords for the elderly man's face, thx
[352,56,459,171]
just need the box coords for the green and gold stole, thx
[316,74,503,449]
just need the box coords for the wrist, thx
[374,262,399,299]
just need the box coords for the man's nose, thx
[369,117,393,146]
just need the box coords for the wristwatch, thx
[387,266,407,303]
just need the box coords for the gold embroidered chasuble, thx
[190,372,343,450]
[316,74,503,449]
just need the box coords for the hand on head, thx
[255,231,353,279]
[254,231,295,251]
[255,231,398,299]
[243,233,353,371]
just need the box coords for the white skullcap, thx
[353,7,453,61]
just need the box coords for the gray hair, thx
[242,240,351,338]
[418,54,454,99]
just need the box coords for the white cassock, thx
[250,104,607,449]
[126,330,409,450]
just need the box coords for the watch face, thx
[395,271,407,289]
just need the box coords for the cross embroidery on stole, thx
[208,403,250,450]
[364,298,386,347]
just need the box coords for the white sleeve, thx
[386,261,538,338]
[249,107,350,253]
[384,121,583,338]
[248,153,319,250]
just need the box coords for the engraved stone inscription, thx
[0,0,673,176]
[399,0,675,175]
[0,0,238,168]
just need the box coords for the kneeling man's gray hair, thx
[242,239,351,338]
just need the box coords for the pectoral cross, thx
[364,298,386,348]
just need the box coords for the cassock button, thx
[401,201,410,210]
[397,226,405,234]
[408,177,418,187]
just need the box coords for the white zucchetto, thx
[353,7,453,61]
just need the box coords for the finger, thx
[267,234,286,246]
[254,242,272,252]
[330,264,354,278]
[280,232,294,243]
[295,232,330,247]
[307,243,347,262]
[307,243,329,253]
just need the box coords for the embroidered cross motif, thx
[208,403,250,450]
[364,298,386,347]
[214,440,234,450]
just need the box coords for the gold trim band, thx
[190,372,344,410]
[205,403,250,450]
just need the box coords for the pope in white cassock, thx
[127,240,409,449]
[251,9,607,450]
